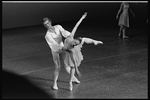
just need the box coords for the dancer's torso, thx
[49,25,62,44]
[122,4,129,14]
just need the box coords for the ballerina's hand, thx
[82,12,88,19]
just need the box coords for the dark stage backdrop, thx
[2,2,148,29]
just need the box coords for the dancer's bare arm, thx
[116,3,123,19]
[129,7,135,17]
[70,12,88,38]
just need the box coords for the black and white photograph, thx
[2,1,148,99]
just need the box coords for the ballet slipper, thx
[94,41,103,45]
[72,77,80,84]
[52,85,58,90]
[73,80,80,84]
[123,36,129,39]
[99,41,103,44]
[69,82,73,91]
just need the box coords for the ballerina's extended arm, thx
[62,12,88,52]
[70,12,87,38]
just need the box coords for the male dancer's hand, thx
[56,49,63,53]
[62,47,73,53]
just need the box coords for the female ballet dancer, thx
[116,2,135,39]
[62,12,103,91]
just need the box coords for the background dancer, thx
[116,2,135,38]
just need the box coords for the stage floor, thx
[2,20,148,99]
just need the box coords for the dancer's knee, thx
[54,66,61,72]
[54,63,61,71]
[70,67,75,70]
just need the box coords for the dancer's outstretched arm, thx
[129,7,135,17]
[70,12,87,38]
[81,37,103,45]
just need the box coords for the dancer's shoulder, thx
[55,24,62,28]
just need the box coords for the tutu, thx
[64,37,83,67]
[118,3,129,27]
[118,12,129,27]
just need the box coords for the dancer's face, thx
[44,20,52,29]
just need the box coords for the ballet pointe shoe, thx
[94,41,100,45]
[69,82,73,91]
[52,84,58,90]
[94,41,103,45]
[99,41,103,44]
[123,36,129,39]
[72,77,80,84]
[72,79,80,84]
